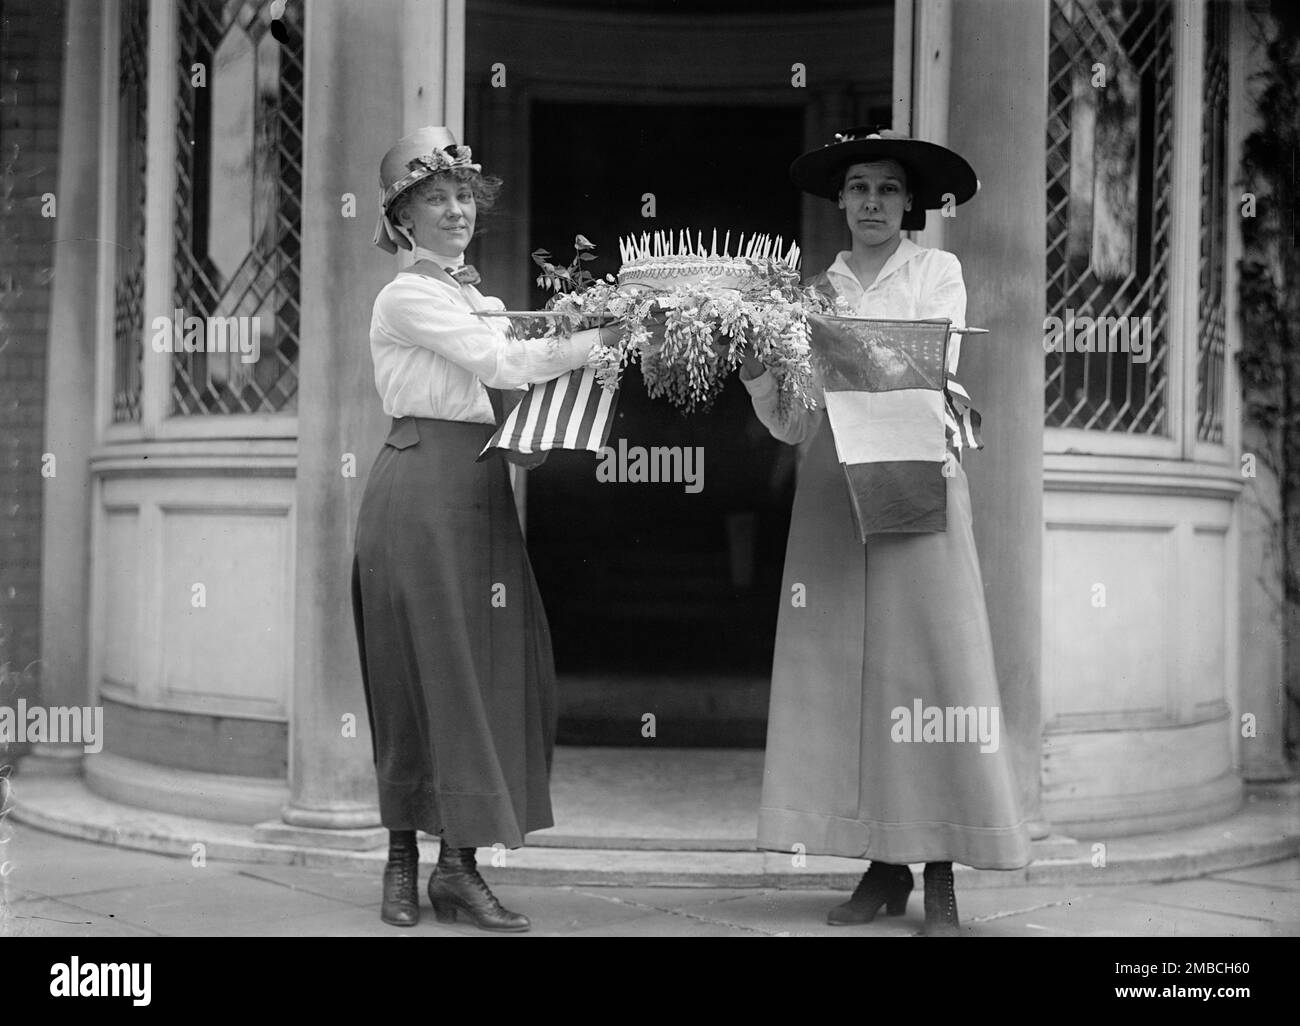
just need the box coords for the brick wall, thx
[0,0,64,702]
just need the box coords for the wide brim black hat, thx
[790,128,978,232]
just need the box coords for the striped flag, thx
[476,366,619,462]
[807,315,980,540]
[945,378,983,450]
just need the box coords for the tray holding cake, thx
[524,229,822,417]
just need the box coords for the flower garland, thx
[532,234,831,418]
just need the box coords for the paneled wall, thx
[1041,469,1241,835]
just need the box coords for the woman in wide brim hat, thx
[354,126,618,932]
[740,129,1030,936]
[787,128,978,231]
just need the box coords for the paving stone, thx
[428,884,665,936]
[670,889,917,937]
[564,911,764,938]
[974,894,1272,937]
[569,885,759,910]
[1108,877,1299,923]
[66,873,355,935]
[236,864,381,909]
[6,828,200,899]
[191,902,463,938]
[1212,859,1300,891]
[2,895,161,937]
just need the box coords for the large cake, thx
[617,229,800,293]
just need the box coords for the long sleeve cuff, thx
[741,368,778,399]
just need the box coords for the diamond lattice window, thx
[1045,0,1174,433]
[112,0,149,424]
[1196,1,1229,445]
[171,0,303,415]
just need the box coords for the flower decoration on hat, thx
[382,144,483,211]
[406,144,478,177]
[832,126,903,144]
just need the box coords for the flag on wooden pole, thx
[806,315,980,540]
[477,366,618,462]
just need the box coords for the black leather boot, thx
[826,861,913,925]
[427,845,530,932]
[380,830,420,927]
[923,861,960,936]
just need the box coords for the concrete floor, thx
[4,821,1297,937]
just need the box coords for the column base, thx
[254,819,387,851]
[1026,818,1052,841]
[255,800,386,850]
[1242,763,1298,786]
[15,744,84,777]
[1244,776,1300,799]
[280,801,382,831]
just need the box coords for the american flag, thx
[807,315,982,540]
[476,366,618,462]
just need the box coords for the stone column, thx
[261,0,449,847]
[944,0,1048,834]
[267,0,470,846]
[21,0,103,778]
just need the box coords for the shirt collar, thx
[826,237,922,291]
[411,245,464,270]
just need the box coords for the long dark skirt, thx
[351,415,557,849]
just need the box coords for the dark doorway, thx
[525,100,804,746]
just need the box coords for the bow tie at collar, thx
[408,245,480,286]
[447,264,481,286]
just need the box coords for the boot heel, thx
[885,894,909,916]
[431,901,458,924]
[428,846,531,932]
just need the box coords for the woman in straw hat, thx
[740,129,1031,936]
[356,126,617,932]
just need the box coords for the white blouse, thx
[744,238,968,446]
[369,264,592,423]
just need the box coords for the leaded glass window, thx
[171,0,303,415]
[1045,0,1174,434]
[112,0,149,424]
[1196,0,1229,445]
